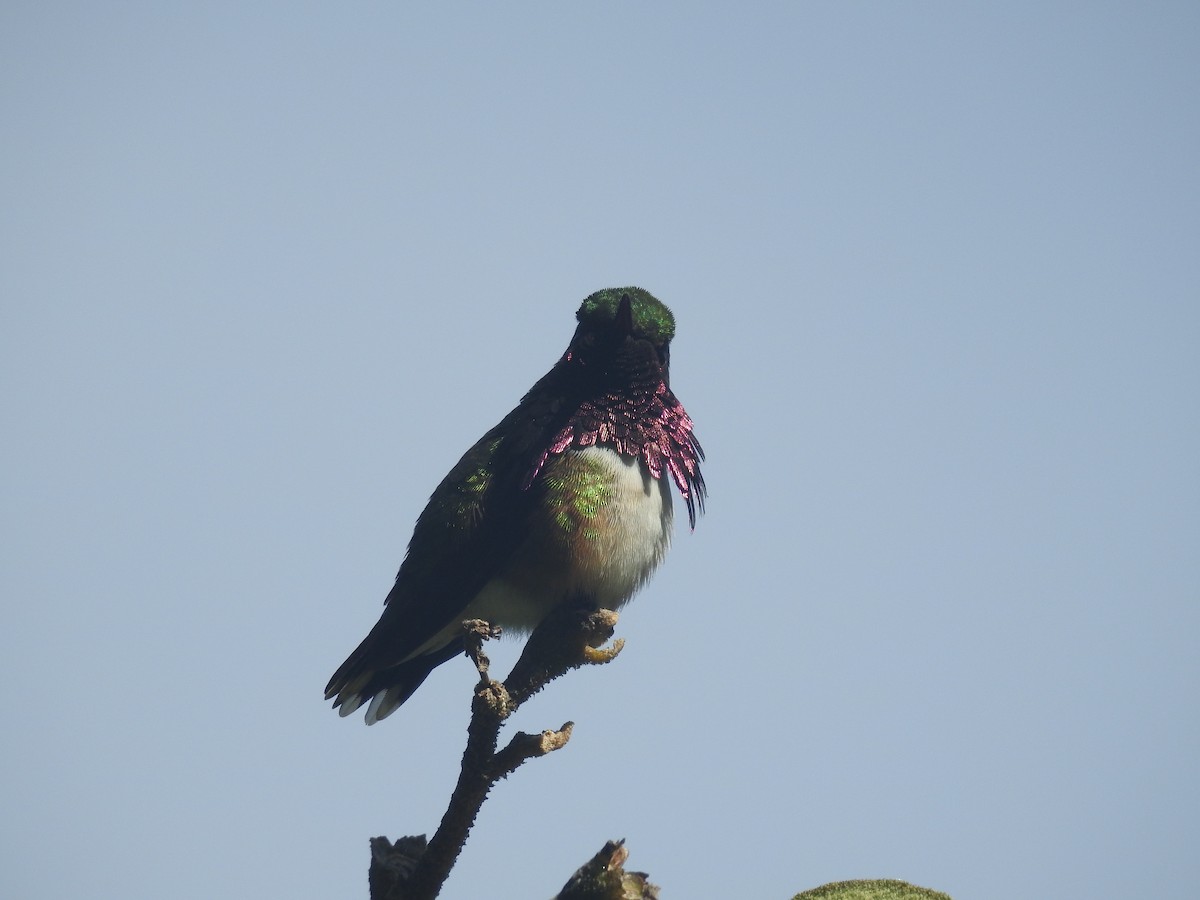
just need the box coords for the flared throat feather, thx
[523,378,706,528]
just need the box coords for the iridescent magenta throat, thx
[523,381,706,527]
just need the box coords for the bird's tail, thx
[325,639,464,724]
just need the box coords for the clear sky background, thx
[3,4,1197,899]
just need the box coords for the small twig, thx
[490,722,574,781]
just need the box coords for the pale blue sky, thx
[3,4,1197,899]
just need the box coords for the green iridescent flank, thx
[576,287,676,344]
[544,453,613,542]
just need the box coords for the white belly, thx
[470,445,674,633]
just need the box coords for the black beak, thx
[615,294,635,336]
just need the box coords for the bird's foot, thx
[582,638,625,665]
[462,618,503,681]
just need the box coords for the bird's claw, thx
[582,637,625,665]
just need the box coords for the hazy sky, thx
[3,4,1197,899]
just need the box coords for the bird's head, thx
[566,287,676,387]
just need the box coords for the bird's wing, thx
[325,383,570,703]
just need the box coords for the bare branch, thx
[371,604,623,900]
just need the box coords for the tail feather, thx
[327,639,465,724]
[365,689,408,725]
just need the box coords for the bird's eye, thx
[657,344,670,367]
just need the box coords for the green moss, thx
[793,879,952,900]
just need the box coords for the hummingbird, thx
[326,287,705,724]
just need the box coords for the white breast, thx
[574,444,675,604]
[466,445,674,635]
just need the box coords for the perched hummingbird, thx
[326,287,705,724]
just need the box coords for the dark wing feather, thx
[324,372,576,711]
